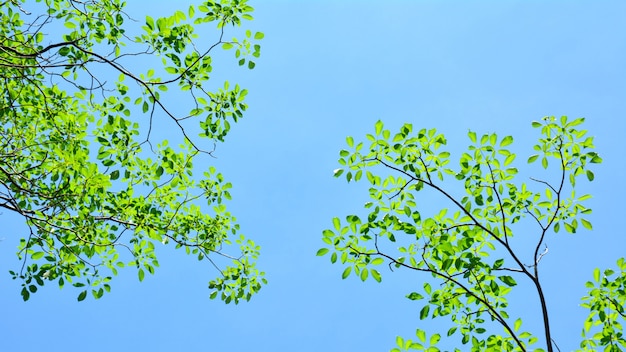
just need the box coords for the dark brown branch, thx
[605,295,626,319]
[529,177,558,195]
[417,154,432,184]
[0,38,83,58]
[524,204,546,231]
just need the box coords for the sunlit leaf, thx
[341,266,352,279]
[316,248,329,256]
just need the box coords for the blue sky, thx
[1,1,625,351]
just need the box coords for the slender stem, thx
[534,278,553,352]
[531,139,565,352]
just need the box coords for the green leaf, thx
[375,120,383,135]
[514,318,522,331]
[419,305,430,320]
[59,46,70,56]
[490,280,500,295]
[396,336,404,348]
[354,170,362,182]
[416,329,427,343]
[145,16,154,30]
[503,154,515,166]
[138,268,145,282]
[370,269,381,282]
[21,287,30,301]
[254,32,264,39]
[332,217,341,230]
[589,154,603,163]
[586,170,594,181]
[407,292,423,300]
[500,135,513,147]
[371,257,384,265]
[493,259,504,269]
[341,266,352,279]
[593,268,600,282]
[527,154,539,163]
[429,333,441,345]
[316,248,329,256]
[77,290,87,302]
[489,133,497,145]
[360,268,368,281]
[499,275,517,287]
[468,131,477,143]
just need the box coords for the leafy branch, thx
[1,0,265,303]
[320,116,603,351]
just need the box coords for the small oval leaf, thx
[341,266,352,279]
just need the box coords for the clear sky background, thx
[1,1,625,351]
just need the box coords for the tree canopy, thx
[1,1,624,351]
[0,0,265,303]
[320,116,625,351]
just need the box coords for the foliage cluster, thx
[0,0,265,303]
[320,116,624,351]
[1,1,624,351]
